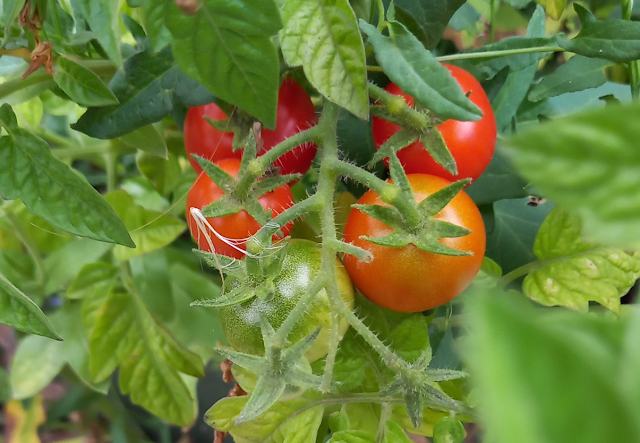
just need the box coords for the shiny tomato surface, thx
[372,64,497,182]
[342,174,485,312]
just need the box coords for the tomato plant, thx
[343,174,485,312]
[372,64,497,182]
[184,78,318,177]
[1,1,640,443]
[186,158,294,259]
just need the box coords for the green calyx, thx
[356,153,472,255]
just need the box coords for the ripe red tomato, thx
[372,64,497,183]
[342,174,485,312]
[186,158,295,259]
[183,78,318,177]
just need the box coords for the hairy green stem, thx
[272,276,327,348]
[5,212,45,286]
[321,310,341,392]
[377,402,392,443]
[368,83,431,130]
[236,127,321,196]
[437,46,565,62]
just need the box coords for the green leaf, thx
[54,57,119,107]
[88,290,204,426]
[205,392,325,442]
[472,257,502,289]
[492,6,545,132]
[385,420,413,443]
[328,430,375,443]
[361,20,482,121]
[43,239,113,295]
[384,0,466,49]
[559,4,640,62]
[465,150,528,206]
[329,411,351,432]
[2,0,26,48]
[73,47,215,139]
[502,101,640,248]
[433,417,466,443]
[388,314,430,363]
[142,0,172,53]
[0,106,133,247]
[10,334,66,398]
[280,0,368,119]
[10,303,109,399]
[167,264,227,354]
[106,190,186,261]
[164,0,281,128]
[464,293,640,443]
[522,208,640,313]
[485,198,553,274]
[74,0,122,66]
[528,56,613,102]
[0,273,60,340]
[66,262,118,300]
[120,124,168,158]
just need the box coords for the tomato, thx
[183,78,318,177]
[186,158,294,259]
[372,64,497,183]
[342,174,485,313]
[219,239,355,362]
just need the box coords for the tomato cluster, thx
[184,66,494,360]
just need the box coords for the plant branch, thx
[368,83,431,131]
[436,46,565,62]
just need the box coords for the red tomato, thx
[186,158,295,259]
[183,78,318,178]
[372,64,497,182]
[342,174,485,312]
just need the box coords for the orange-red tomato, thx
[372,64,497,183]
[183,78,318,178]
[186,158,294,259]
[342,174,485,312]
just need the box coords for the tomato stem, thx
[368,83,431,131]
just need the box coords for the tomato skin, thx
[372,64,497,183]
[342,174,485,313]
[186,158,294,259]
[184,104,242,172]
[219,239,355,362]
[183,78,318,177]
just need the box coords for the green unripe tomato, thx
[219,239,354,362]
